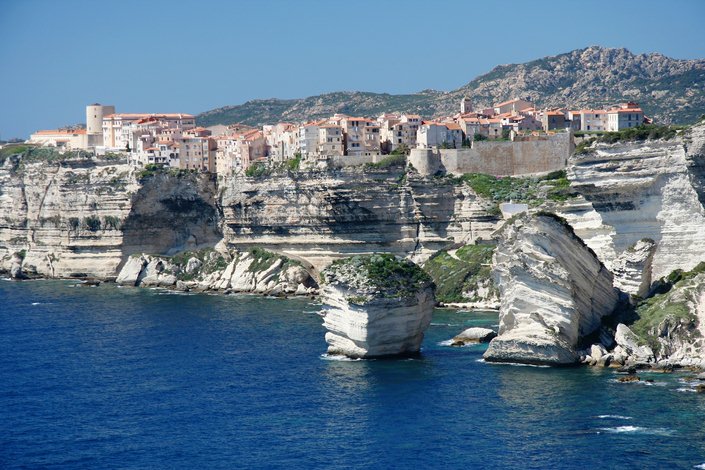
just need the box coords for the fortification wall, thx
[410,132,572,176]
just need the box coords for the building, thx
[494,98,533,115]
[417,122,462,149]
[299,120,326,158]
[264,123,299,162]
[579,110,608,131]
[607,102,645,131]
[102,113,195,150]
[85,104,115,148]
[541,110,567,131]
[215,129,266,175]
[317,124,344,156]
[341,117,380,156]
[378,113,421,153]
[460,96,473,114]
[28,128,88,149]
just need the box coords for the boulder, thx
[320,254,435,358]
[483,213,619,366]
[612,239,657,299]
[451,327,497,346]
[116,256,147,285]
[614,323,654,363]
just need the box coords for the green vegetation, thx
[596,125,682,144]
[365,154,407,170]
[323,253,432,301]
[455,170,575,206]
[83,215,101,232]
[103,215,121,230]
[17,249,27,260]
[630,262,705,352]
[245,162,269,177]
[473,133,487,141]
[390,144,410,156]
[422,244,495,303]
[286,152,302,172]
[137,163,163,179]
[247,247,281,273]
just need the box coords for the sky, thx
[1,0,704,139]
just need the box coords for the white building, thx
[417,122,462,149]
[607,102,644,131]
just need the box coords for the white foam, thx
[676,387,697,393]
[598,426,673,436]
[693,463,705,469]
[320,353,363,362]
[482,360,551,368]
[596,415,633,420]
[437,339,455,346]
[31,302,41,306]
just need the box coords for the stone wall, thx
[409,132,572,176]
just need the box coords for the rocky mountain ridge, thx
[198,46,705,127]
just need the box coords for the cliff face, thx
[219,169,497,270]
[320,254,435,358]
[0,152,221,279]
[484,213,618,365]
[560,123,705,281]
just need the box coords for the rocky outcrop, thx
[625,267,705,367]
[484,213,619,365]
[560,123,705,281]
[219,169,499,271]
[116,247,317,296]
[451,327,497,346]
[0,150,221,280]
[320,254,434,358]
[611,238,657,298]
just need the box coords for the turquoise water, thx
[1,280,705,469]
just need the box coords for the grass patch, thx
[365,154,407,170]
[423,244,495,303]
[456,171,575,206]
[323,253,432,301]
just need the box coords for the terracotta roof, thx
[445,123,462,130]
[104,113,195,120]
[34,129,86,135]
[611,108,643,114]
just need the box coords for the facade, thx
[85,104,115,148]
[607,102,644,131]
[579,110,608,131]
[494,98,533,115]
[264,123,299,162]
[318,125,344,156]
[28,128,88,149]
[417,122,462,149]
[541,110,567,131]
[378,113,420,153]
[341,117,380,156]
[102,113,195,150]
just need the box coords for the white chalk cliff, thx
[484,213,619,365]
[320,255,435,358]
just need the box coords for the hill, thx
[197,46,705,127]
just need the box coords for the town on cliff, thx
[23,97,648,176]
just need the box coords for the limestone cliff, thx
[219,167,498,271]
[484,213,618,365]
[320,254,435,358]
[0,150,221,279]
[560,123,705,281]
[117,247,317,296]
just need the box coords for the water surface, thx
[1,280,704,469]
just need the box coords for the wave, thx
[437,339,455,346]
[596,415,633,420]
[694,464,705,469]
[319,354,363,362]
[598,426,673,436]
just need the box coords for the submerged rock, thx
[451,327,497,346]
[484,213,619,366]
[320,254,435,358]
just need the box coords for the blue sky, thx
[1,0,704,138]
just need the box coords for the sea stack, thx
[484,212,618,365]
[320,254,435,358]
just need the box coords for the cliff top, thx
[322,254,433,301]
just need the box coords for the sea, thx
[1,279,705,469]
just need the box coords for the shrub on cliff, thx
[423,244,496,303]
[322,254,432,301]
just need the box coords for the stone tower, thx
[460,96,473,114]
[86,103,115,147]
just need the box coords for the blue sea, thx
[1,280,705,469]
